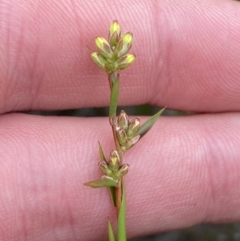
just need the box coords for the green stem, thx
[108,73,123,162]
[108,73,113,90]
[108,72,127,240]
[117,180,126,241]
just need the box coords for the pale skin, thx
[0,0,240,240]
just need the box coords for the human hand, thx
[0,0,240,240]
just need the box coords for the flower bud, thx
[109,20,121,49]
[116,128,128,146]
[109,20,121,37]
[110,149,120,162]
[109,156,120,172]
[116,32,133,58]
[127,117,140,138]
[126,135,140,149]
[118,110,129,129]
[114,54,135,71]
[116,164,129,178]
[91,52,107,69]
[95,37,113,59]
[98,161,112,176]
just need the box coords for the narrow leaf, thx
[109,186,116,207]
[109,75,119,119]
[98,141,107,161]
[117,181,127,241]
[136,107,165,138]
[108,219,116,241]
[84,176,117,188]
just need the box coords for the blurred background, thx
[130,223,240,241]
[30,105,240,241]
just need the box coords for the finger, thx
[0,0,240,114]
[0,113,240,240]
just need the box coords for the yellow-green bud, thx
[116,128,128,146]
[109,20,121,49]
[127,117,140,138]
[116,164,129,178]
[116,32,133,58]
[126,135,140,149]
[98,161,112,176]
[118,110,129,129]
[91,52,107,69]
[109,156,120,172]
[109,20,121,37]
[110,149,120,162]
[114,54,135,71]
[95,36,113,59]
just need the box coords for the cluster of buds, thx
[99,149,129,186]
[91,20,135,74]
[116,110,141,152]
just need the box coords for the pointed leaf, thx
[108,219,116,241]
[136,108,165,138]
[84,176,118,188]
[117,181,127,241]
[98,141,107,161]
[109,186,116,207]
[109,75,119,119]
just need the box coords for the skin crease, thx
[0,0,240,240]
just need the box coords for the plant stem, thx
[108,73,123,162]
[108,72,124,214]
[115,178,122,215]
[108,74,113,90]
[108,72,126,239]
[117,180,126,241]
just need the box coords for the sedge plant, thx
[84,20,164,241]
